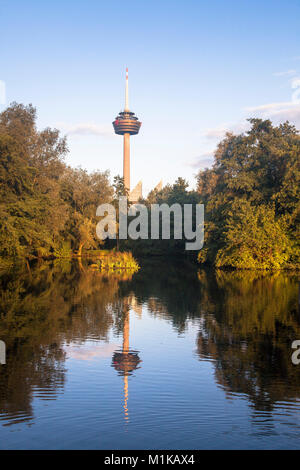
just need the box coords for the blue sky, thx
[1,0,300,194]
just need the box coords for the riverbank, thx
[0,250,140,272]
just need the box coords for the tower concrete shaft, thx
[123,132,130,192]
[113,68,141,193]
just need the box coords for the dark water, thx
[0,259,299,449]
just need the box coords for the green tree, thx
[0,103,68,259]
[196,119,300,269]
[0,102,113,260]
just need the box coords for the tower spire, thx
[125,67,129,111]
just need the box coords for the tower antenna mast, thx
[125,67,129,111]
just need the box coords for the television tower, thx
[113,68,142,193]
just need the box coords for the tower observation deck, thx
[112,68,142,192]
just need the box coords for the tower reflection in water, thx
[111,300,141,422]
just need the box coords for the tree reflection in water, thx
[0,260,136,425]
[195,270,300,415]
[0,258,299,430]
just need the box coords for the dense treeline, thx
[196,119,300,269]
[141,119,299,268]
[0,104,299,269]
[0,103,113,260]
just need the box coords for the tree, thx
[60,168,113,256]
[0,102,113,260]
[0,103,68,259]
[196,119,300,269]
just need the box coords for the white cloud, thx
[245,100,300,127]
[56,122,115,138]
[202,124,229,140]
[65,342,119,361]
[273,69,296,77]
[244,73,300,126]
[201,120,250,142]
[188,151,215,169]
[203,76,300,144]
[291,77,300,89]
[245,101,293,112]
[194,73,300,170]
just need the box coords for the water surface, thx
[0,259,299,449]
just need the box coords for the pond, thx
[0,259,299,449]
